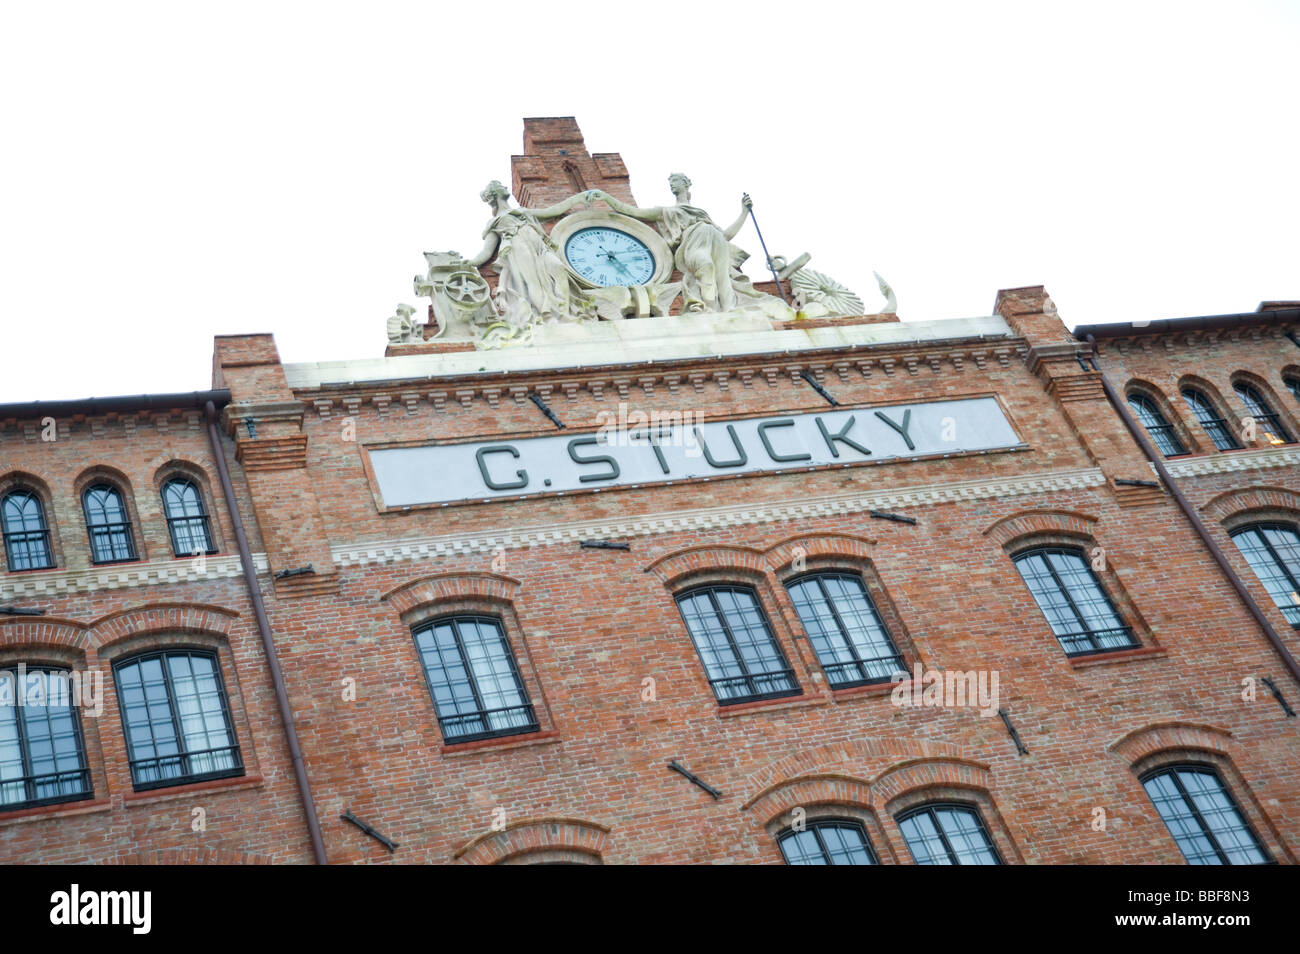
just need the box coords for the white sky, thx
[1,0,1297,404]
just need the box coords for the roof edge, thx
[1073,309,1300,340]
[0,389,232,421]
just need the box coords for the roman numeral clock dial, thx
[563,227,656,286]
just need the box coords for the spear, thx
[744,193,788,306]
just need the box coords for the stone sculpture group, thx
[391,175,892,347]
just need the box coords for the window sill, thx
[830,680,900,702]
[441,729,561,756]
[717,694,828,718]
[123,773,262,807]
[1068,646,1167,668]
[0,797,110,827]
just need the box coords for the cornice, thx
[1105,323,1290,355]
[0,409,205,443]
[0,553,269,601]
[329,466,1107,569]
[302,338,1031,420]
[1162,444,1300,478]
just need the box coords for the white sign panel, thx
[368,397,1020,507]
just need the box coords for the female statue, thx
[462,181,593,328]
[591,174,752,313]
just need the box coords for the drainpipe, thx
[1085,336,1300,687]
[204,401,329,864]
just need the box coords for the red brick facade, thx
[2,119,1297,865]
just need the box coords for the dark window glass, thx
[1127,393,1187,457]
[1142,765,1269,865]
[1230,523,1300,626]
[675,586,800,704]
[778,819,877,865]
[1182,388,1240,451]
[162,479,214,557]
[0,667,91,810]
[786,573,904,688]
[114,651,242,790]
[1284,375,1300,403]
[1234,382,1293,445]
[1,490,54,571]
[413,616,539,743]
[82,484,136,564]
[898,803,1002,865]
[1013,548,1136,655]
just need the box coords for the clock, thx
[564,227,655,287]
[548,210,673,289]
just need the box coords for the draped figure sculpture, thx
[461,181,593,329]
[591,174,752,314]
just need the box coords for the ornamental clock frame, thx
[549,210,674,289]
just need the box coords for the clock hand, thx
[610,258,635,281]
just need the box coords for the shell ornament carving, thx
[790,268,865,318]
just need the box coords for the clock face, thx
[564,227,656,287]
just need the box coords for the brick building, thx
[2,118,1297,865]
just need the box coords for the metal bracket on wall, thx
[668,760,722,799]
[274,565,315,580]
[341,811,399,852]
[528,391,565,429]
[580,540,630,551]
[869,510,918,526]
[1261,676,1297,717]
[798,370,839,407]
[997,708,1030,755]
[0,606,45,616]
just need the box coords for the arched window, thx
[1012,547,1136,655]
[675,585,800,704]
[1229,523,1300,625]
[1284,374,1300,403]
[1141,765,1270,865]
[113,650,242,790]
[785,572,904,688]
[1233,382,1294,445]
[897,803,1002,865]
[1181,388,1240,451]
[161,478,214,557]
[1,490,54,571]
[412,615,539,743]
[0,666,91,811]
[82,484,136,564]
[1126,392,1187,457]
[778,818,877,865]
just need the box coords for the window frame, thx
[1011,545,1138,656]
[1228,522,1300,627]
[784,571,905,689]
[674,583,801,706]
[896,802,1003,865]
[777,817,879,865]
[411,614,541,745]
[1181,386,1241,451]
[0,665,93,812]
[1126,390,1188,457]
[1232,380,1294,445]
[1,488,55,572]
[112,648,244,792]
[82,482,138,565]
[160,477,217,558]
[1140,763,1272,865]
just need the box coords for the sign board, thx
[368,396,1021,508]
